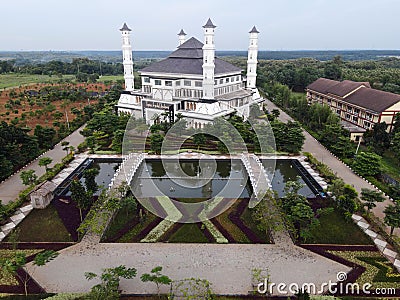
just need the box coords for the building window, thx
[336,109,341,115]
[165,81,172,86]
[219,79,223,84]
[175,81,181,86]
[225,78,229,83]
[155,80,161,86]
[364,121,371,128]
[236,76,240,81]
[143,77,150,83]
[184,80,191,86]
[353,116,358,123]
[195,81,203,87]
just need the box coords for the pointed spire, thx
[178,29,187,36]
[249,26,259,33]
[120,23,132,32]
[203,18,216,28]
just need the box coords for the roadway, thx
[0,125,86,204]
[264,99,399,236]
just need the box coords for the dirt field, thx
[0,82,109,129]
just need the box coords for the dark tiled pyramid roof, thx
[120,23,131,31]
[203,18,216,28]
[141,37,241,75]
[249,26,259,33]
[178,29,186,36]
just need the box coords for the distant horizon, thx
[1,49,400,52]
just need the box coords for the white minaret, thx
[202,18,216,99]
[246,26,259,89]
[178,29,187,46]
[120,23,135,92]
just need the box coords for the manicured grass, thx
[118,213,157,242]
[0,249,43,285]
[215,203,250,243]
[0,74,74,89]
[308,208,372,245]
[97,75,124,83]
[102,208,137,241]
[168,224,209,243]
[4,205,72,242]
[329,250,400,288]
[173,198,205,204]
[240,207,270,243]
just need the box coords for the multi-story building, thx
[116,19,264,128]
[306,78,400,141]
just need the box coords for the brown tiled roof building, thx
[306,78,400,141]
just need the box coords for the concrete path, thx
[27,242,349,296]
[0,125,86,204]
[264,99,399,236]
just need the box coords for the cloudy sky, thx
[1,0,399,51]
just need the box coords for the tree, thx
[38,157,53,172]
[86,136,97,153]
[352,152,382,177]
[20,169,37,186]
[391,131,400,162]
[0,250,58,296]
[364,122,390,155]
[85,265,137,299]
[193,133,206,149]
[83,168,99,195]
[360,188,385,212]
[120,196,137,217]
[383,201,400,235]
[140,266,172,297]
[150,133,164,154]
[135,123,149,136]
[61,141,70,155]
[70,179,90,222]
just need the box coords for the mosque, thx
[116,18,264,128]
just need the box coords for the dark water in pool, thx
[64,158,315,199]
[129,159,314,199]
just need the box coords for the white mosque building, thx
[116,18,264,128]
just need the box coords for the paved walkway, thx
[264,99,399,236]
[27,242,348,295]
[0,125,86,204]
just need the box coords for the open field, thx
[97,75,124,82]
[0,82,108,129]
[0,74,75,90]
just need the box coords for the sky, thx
[1,0,399,51]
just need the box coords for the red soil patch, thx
[0,82,109,130]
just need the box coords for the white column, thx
[120,23,135,92]
[202,18,216,99]
[247,26,259,89]
[178,29,187,46]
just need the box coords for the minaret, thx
[120,23,135,92]
[246,26,259,89]
[178,29,187,46]
[202,18,216,99]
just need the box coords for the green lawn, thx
[0,74,75,89]
[168,223,209,243]
[215,202,250,243]
[308,208,372,245]
[118,213,157,242]
[102,207,137,242]
[240,206,271,243]
[97,75,124,83]
[4,205,72,242]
